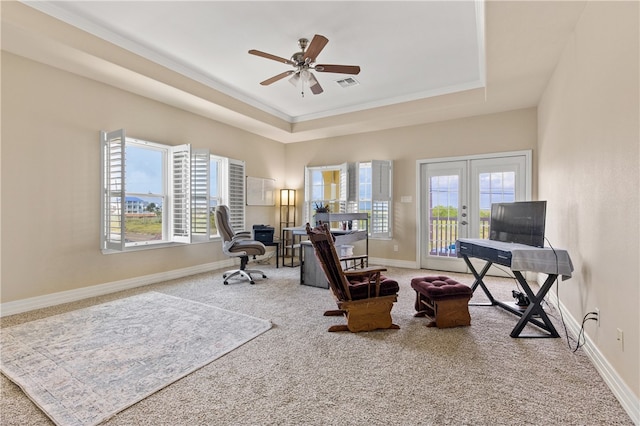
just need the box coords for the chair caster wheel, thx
[250,281,255,285]
[223,281,229,285]
[262,274,267,278]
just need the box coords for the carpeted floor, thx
[0,262,633,425]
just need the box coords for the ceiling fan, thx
[248,34,361,97]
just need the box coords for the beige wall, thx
[0,49,538,301]
[284,108,537,261]
[538,1,639,398]
[1,52,285,303]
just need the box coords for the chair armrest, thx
[230,234,252,243]
[339,254,368,261]
[344,267,386,279]
[340,254,369,271]
[344,267,388,298]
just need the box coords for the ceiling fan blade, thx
[249,49,296,66]
[315,64,361,75]
[308,72,323,95]
[303,34,329,62]
[260,70,295,86]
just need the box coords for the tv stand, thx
[456,238,574,338]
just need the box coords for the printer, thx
[252,225,274,243]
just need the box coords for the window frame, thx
[357,160,393,239]
[100,129,245,253]
[303,160,392,239]
[303,163,349,223]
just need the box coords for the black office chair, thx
[214,205,267,285]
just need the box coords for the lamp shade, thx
[280,189,295,206]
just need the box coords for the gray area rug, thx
[0,292,272,426]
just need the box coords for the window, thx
[304,163,348,221]
[303,160,392,239]
[358,160,392,239]
[101,129,245,251]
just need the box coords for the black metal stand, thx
[281,228,302,267]
[463,255,560,338]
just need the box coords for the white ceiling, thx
[9,1,587,143]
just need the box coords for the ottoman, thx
[411,275,473,328]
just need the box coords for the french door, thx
[419,151,531,272]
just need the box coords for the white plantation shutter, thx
[346,162,359,214]
[303,166,312,224]
[101,129,126,251]
[227,158,246,232]
[372,160,392,201]
[338,162,348,212]
[347,162,358,204]
[170,144,191,243]
[371,160,393,239]
[191,149,210,241]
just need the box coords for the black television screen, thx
[489,201,547,247]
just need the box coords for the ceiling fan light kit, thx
[249,34,361,97]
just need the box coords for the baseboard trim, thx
[548,293,640,425]
[369,257,418,269]
[1,260,233,317]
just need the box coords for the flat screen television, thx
[489,201,547,247]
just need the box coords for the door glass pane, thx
[429,175,458,257]
[478,171,515,239]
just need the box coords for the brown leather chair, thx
[215,205,267,285]
[306,222,399,332]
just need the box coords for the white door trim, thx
[415,150,532,269]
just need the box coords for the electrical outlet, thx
[616,328,624,351]
[595,307,600,327]
[393,245,399,252]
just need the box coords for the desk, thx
[300,241,329,288]
[456,238,574,338]
[300,230,369,288]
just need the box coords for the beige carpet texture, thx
[0,263,633,425]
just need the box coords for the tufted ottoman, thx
[411,276,473,328]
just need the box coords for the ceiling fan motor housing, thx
[291,52,307,66]
[292,38,310,66]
